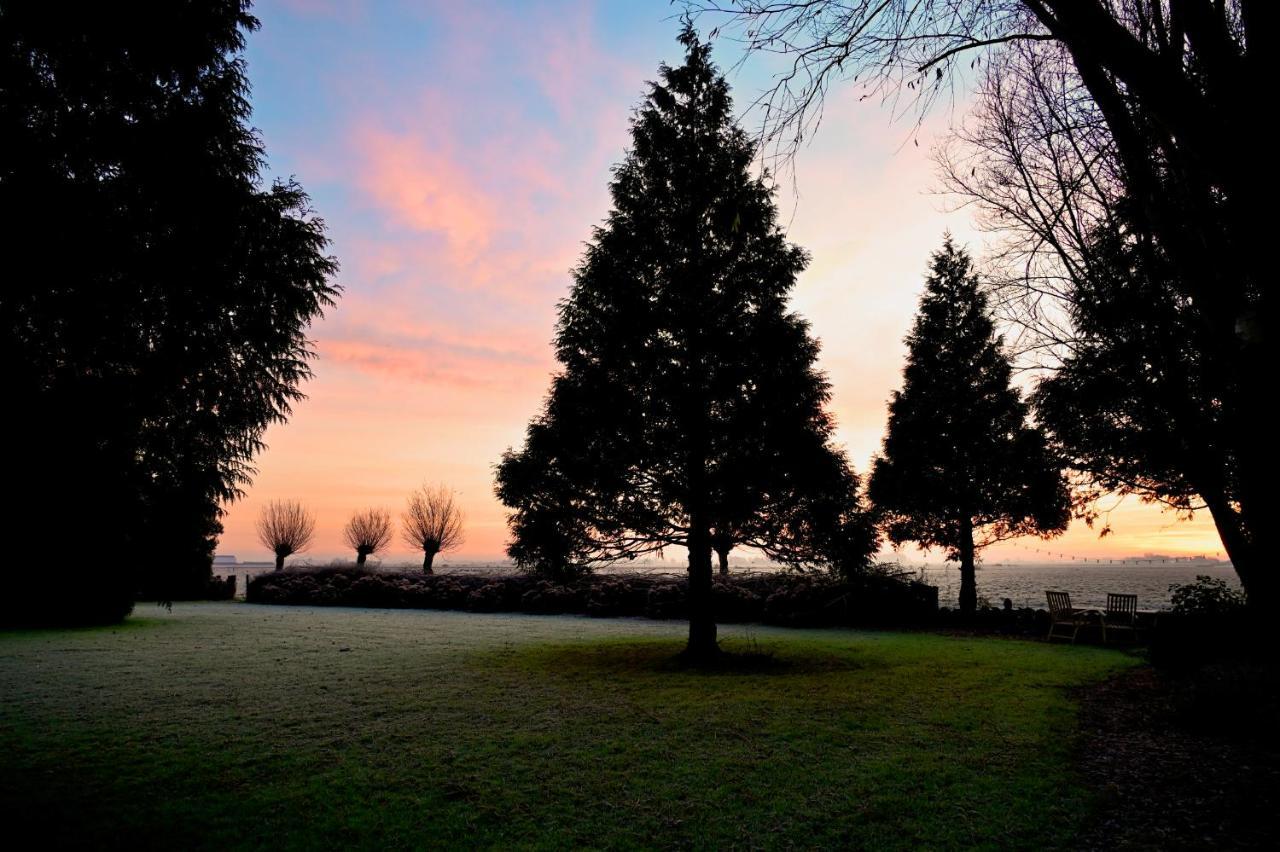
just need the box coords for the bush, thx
[1168,575,1246,616]
[586,580,648,617]
[466,582,509,613]
[520,561,592,585]
[520,582,583,614]
[933,604,1049,636]
[245,566,939,630]
[643,581,688,620]
[206,575,236,601]
[712,579,764,623]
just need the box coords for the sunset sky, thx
[217,0,1226,566]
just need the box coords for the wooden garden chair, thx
[1046,590,1096,644]
[1102,593,1139,643]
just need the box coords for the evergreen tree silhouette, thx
[496,25,870,658]
[869,238,1069,615]
[1,1,338,618]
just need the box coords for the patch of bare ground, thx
[1076,663,1280,849]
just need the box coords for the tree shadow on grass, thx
[486,638,879,681]
[0,614,172,637]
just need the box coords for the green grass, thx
[0,603,1134,850]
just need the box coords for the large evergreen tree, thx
[495,26,870,658]
[0,1,338,621]
[869,238,1069,615]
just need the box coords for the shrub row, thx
[246,567,940,628]
[184,574,237,602]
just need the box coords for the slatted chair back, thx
[1045,590,1073,618]
[1105,593,1138,624]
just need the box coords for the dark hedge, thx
[247,567,939,628]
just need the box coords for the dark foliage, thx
[869,239,1070,615]
[1034,211,1265,604]
[1168,575,1247,617]
[708,0,1274,611]
[150,573,236,603]
[495,26,873,658]
[933,604,1050,638]
[246,567,937,628]
[1148,614,1264,671]
[2,569,135,628]
[207,575,237,601]
[0,1,338,618]
[1150,577,1257,671]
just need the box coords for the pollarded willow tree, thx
[343,509,392,568]
[256,499,316,570]
[402,484,464,573]
[697,0,1274,608]
[1,1,338,614]
[869,239,1070,615]
[496,25,873,659]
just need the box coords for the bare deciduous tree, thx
[343,508,392,567]
[256,499,316,570]
[697,0,1276,609]
[936,40,1121,366]
[402,484,464,573]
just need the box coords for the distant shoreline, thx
[212,557,1236,609]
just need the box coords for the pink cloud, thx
[352,125,499,260]
[320,333,552,392]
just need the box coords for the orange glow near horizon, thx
[217,2,1230,568]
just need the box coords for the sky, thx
[217,0,1227,566]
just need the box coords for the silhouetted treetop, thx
[1,1,339,606]
[497,25,873,659]
[869,237,1070,614]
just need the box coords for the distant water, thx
[914,561,1239,610]
[320,558,1240,612]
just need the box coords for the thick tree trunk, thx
[681,301,716,660]
[355,550,367,567]
[1232,372,1273,612]
[274,553,285,571]
[686,519,718,660]
[958,517,977,617]
[423,549,436,574]
[716,545,729,575]
[1202,493,1269,613]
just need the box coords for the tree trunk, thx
[274,553,285,571]
[1202,492,1268,613]
[716,545,729,575]
[686,519,718,660]
[423,549,436,574]
[958,517,977,617]
[356,550,367,567]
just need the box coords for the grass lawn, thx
[0,603,1134,849]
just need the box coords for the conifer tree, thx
[1,2,338,616]
[496,26,870,658]
[869,238,1070,614]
